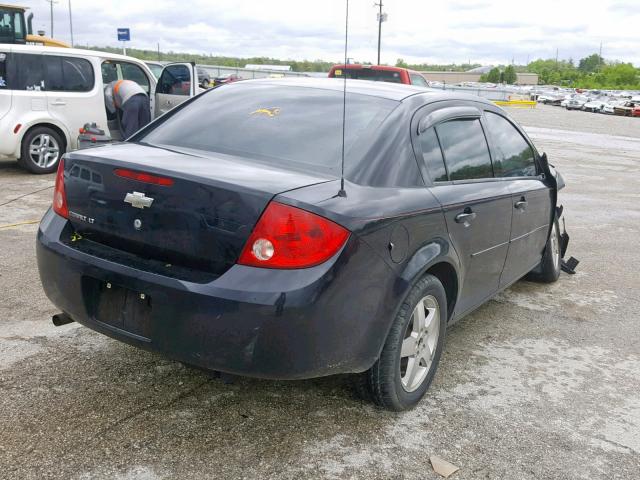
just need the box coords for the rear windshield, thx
[332,68,403,83]
[141,83,397,175]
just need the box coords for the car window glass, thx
[142,84,397,175]
[0,12,22,42]
[13,12,24,40]
[410,74,428,87]
[158,64,191,95]
[101,61,118,84]
[419,127,447,182]
[61,57,94,91]
[120,62,150,93]
[44,56,94,92]
[13,53,45,91]
[333,68,403,83]
[436,118,493,181]
[147,63,163,79]
[485,112,536,177]
[0,52,7,89]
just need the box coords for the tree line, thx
[477,54,639,89]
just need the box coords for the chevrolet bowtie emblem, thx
[124,191,154,209]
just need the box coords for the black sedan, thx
[37,78,567,411]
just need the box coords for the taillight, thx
[238,202,350,269]
[53,158,68,218]
[114,168,174,186]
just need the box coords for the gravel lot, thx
[1,104,639,479]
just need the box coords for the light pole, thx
[68,0,74,46]
[375,1,387,65]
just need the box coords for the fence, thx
[431,83,534,102]
[198,64,309,80]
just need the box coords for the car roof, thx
[330,63,425,77]
[240,77,495,105]
[5,43,148,63]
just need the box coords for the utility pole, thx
[68,0,73,46]
[157,42,161,61]
[45,0,58,38]
[375,1,387,65]
[555,48,559,68]
[599,41,603,71]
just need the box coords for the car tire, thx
[18,126,65,174]
[527,217,562,283]
[354,274,447,411]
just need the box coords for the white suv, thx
[0,44,160,173]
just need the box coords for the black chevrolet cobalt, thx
[37,78,567,411]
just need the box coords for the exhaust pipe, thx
[52,313,75,327]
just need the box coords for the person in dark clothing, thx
[104,80,151,138]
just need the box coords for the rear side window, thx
[0,52,7,89]
[436,119,493,181]
[43,56,94,92]
[484,112,537,177]
[419,127,447,182]
[410,74,428,87]
[333,68,403,83]
[13,53,45,90]
[158,64,191,95]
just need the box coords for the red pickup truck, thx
[328,64,429,87]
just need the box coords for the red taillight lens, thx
[238,202,350,269]
[53,158,68,218]
[114,168,174,186]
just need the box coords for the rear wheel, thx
[18,126,65,174]
[527,218,561,283]
[354,274,446,411]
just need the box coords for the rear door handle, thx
[455,210,477,226]
[515,199,528,210]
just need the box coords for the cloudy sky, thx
[22,0,639,66]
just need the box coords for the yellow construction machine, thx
[0,3,70,47]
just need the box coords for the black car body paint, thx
[37,78,563,380]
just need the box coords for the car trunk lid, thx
[63,143,332,277]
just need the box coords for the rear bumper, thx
[37,209,399,379]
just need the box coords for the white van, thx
[0,44,198,173]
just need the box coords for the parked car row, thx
[536,87,640,116]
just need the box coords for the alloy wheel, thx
[29,134,60,169]
[400,295,440,392]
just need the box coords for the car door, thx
[43,54,103,150]
[155,62,197,118]
[415,107,512,315]
[118,60,156,117]
[483,110,553,287]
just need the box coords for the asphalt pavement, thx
[1,105,639,479]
